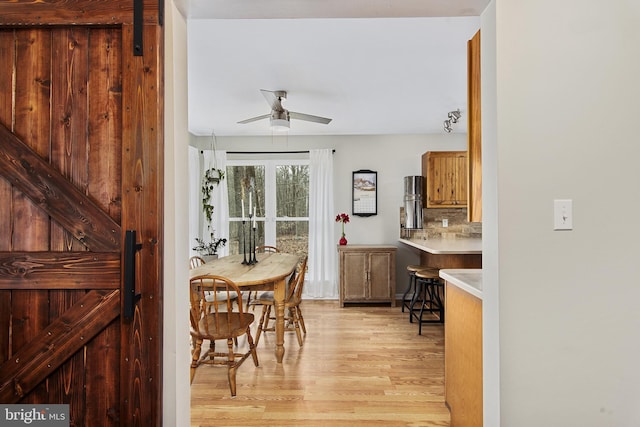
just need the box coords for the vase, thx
[339,234,348,246]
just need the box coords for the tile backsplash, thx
[400,207,482,239]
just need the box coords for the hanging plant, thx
[201,167,225,223]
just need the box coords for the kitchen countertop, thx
[439,269,483,300]
[398,237,482,254]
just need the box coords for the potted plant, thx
[193,233,227,262]
[202,167,225,223]
[335,212,350,245]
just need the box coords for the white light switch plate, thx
[553,199,573,230]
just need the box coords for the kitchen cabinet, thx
[338,245,396,307]
[467,29,482,222]
[423,151,468,208]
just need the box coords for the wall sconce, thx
[443,109,461,133]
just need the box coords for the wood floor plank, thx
[191,300,449,426]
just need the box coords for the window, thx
[225,158,309,259]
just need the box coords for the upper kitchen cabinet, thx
[423,151,468,208]
[467,29,482,222]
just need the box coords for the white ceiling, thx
[182,1,488,137]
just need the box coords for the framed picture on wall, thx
[352,170,377,216]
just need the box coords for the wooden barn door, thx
[0,2,163,426]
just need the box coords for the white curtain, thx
[188,146,200,257]
[307,149,337,299]
[201,150,230,257]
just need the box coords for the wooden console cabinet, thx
[338,245,396,307]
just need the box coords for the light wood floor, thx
[191,300,449,427]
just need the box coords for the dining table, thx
[189,252,300,363]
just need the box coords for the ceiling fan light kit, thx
[238,89,332,130]
[270,109,290,130]
[271,119,290,131]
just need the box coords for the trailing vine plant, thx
[197,131,227,254]
[201,167,225,223]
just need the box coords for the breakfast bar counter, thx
[399,240,484,425]
[398,237,482,269]
[439,268,482,300]
[398,237,482,255]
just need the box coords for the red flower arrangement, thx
[335,213,350,245]
[335,213,350,225]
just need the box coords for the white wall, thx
[163,2,191,425]
[480,2,499,426]
[191,133,468,293]
[495,1,640,425]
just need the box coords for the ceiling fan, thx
[237,89,332,130]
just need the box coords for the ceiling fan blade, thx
[260,89,286,110]
[237,114,270,124]
[290,111,332,124]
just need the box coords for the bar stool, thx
[402,264,430,315]
[412,268,445,335]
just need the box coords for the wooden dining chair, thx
[189,255,239,313]
[253,255,308,347]
[189,275,259,396]
[245,246,281,310]
[255,245,279,253]
[189,255,205,269]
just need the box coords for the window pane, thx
[276,165,308,217]
[225,161,308,256]
[228,220,263,256]
[276,220,308,258]
[226,165,265,255]
[226,165,265,218]
[228,221,242,255]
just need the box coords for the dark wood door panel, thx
[0,24,126,420]
[118,24,163,425]
[0,3,163,424]
[0,0,161,26]
[0,252,120,289]
[0,289,120,403]
[12,28,52,254]
[0,124,121,252]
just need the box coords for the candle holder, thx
[242,214,258,265]
[250,224,258,264]
[241,220,248,264]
